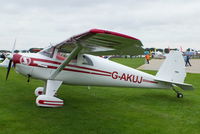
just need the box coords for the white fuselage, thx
[14,53,170,89]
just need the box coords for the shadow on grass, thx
[119,91,195,106]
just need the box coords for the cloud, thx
[0,0,200,50]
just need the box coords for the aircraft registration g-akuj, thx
[1,29,194,107]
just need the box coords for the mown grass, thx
[0,58,200,134]
[110,57,145,68]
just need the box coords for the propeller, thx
[5,39,16,80]
[6,59,12,80]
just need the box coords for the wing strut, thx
[49,43,82,79]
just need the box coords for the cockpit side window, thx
[39,46,55,58]
[39,45,93,66]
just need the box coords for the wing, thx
[49,29,143,79]
[55,29,144,56]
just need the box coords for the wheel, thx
[35,87,44,96]
[177,93,183,98]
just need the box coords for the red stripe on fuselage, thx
[31,58,61,65]
[30,58,111,74]
[67,64,111,74]
[34,64,111,77]
[143,79,158,84]
[63,68,111,76]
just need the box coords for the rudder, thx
[156,51,186,83]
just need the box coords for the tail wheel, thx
[177,93,183,98]
[172,86,183,98]
[35,87,44,96]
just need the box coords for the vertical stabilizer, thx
[156,51,186,83]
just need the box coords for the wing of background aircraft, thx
[49,29,144,79]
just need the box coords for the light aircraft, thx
[2,29,194,107]
[152,51,166,59]
[0,57,4,61]
[0,58,10,67]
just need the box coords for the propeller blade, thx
[12,39,16,54]
[6,59,12,80]
[5,39,16,80]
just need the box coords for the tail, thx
[155,51,193,90]
[0,58,10,67]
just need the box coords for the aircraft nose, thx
[12,53,22,64]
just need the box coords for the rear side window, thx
[82,55,93,66]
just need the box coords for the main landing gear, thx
[172,85,183,98]
[35,87,45,96]
[35,80,63,107]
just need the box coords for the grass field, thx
[0,58,200,134]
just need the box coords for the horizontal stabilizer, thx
[175,83,194,90]
[155,78,194,90]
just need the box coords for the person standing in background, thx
[185,55,192,66]
[145,54,150,64]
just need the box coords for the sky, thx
[0,0,200,51]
